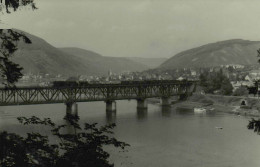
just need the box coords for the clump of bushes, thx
[233,86,249,96]
[0,115,129,167]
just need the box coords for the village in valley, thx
[18,63,260,95]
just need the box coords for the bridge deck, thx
[0,81,196,106]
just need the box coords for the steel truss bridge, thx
[0,80,196,106]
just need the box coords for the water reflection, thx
[136,108,148,120]
[64,120,75,134]
[175,107,193,115]
[161,106,172,117]
[106,110,117,124]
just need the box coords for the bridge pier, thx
[161,97,171,106]
[65,102,78,116]
[106,100,117,112]
[106,110,116,124]
[64,102,78,134]
[137,108,148,120]
[137,99,147,109]
[161,106,172,117]
[179,94,188,101]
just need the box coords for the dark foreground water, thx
[1,100,260,167]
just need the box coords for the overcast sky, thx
[1,0,260,58]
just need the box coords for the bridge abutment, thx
[106,100,117,112]
[161,97,171,106]
[137,99,147,109]
[65,102,78,116]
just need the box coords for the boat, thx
[194,107,206,113]
[208,108,215,111]
[215,127,223,129]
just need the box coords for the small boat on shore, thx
[208,108,215,111]
[194,107,206,113]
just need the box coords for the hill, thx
[126,57,167,68]
[59,47,148,75]
[12,31,88,76]
[160,39,260,69]
[11,30,147,76]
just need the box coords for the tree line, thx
[199,69,233,95]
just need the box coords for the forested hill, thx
[159,39,260,69]
[11,30,147,76]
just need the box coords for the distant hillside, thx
[60,47,148,75]
[10,30,147,76]
[126,57,167,68]
[160,39,260,69]
[12,31,88,76]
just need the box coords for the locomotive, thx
[52,81,89,88]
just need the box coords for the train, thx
[50,80,190,88]
[52,81,90,88]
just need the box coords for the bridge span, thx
[0,80,196,116]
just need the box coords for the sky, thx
[1,0,260,58]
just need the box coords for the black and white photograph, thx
[1,0,260,166]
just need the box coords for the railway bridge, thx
[0,80,196,116]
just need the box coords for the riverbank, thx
[145,94,260,117]
[178,93,260,117]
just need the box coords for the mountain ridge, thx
[125,57,167,68]
[160,39,260,69]
[59,47,148,75]
[10,30,148,76]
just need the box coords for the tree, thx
[0,0,36,13]
[246,80,260,97]
[199,71,208,87]
[247,50,260,135]
[220,78,233,95]
[248,119,260,135]
[0,0,37,86]
[199,70,233,95]
[0,29,32,86]
[0,115,129,167]
[233,86,249,96]
[257,49,260,63]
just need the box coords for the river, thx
[0,100,260,167]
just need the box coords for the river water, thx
[1,100,260,167]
